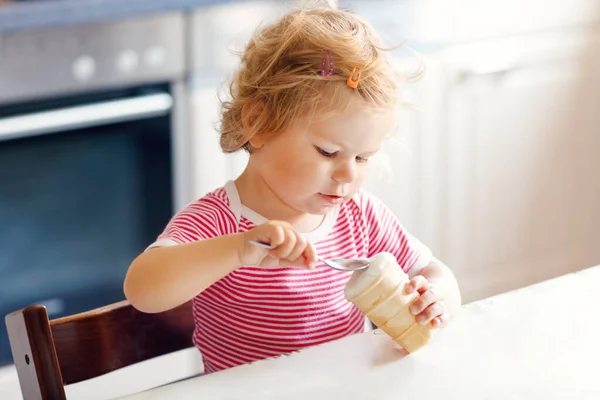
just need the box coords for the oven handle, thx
[0,93,173,142]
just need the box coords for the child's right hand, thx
[239,221,317,269]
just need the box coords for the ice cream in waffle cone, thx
[344,252,436,353]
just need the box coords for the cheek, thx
[356,170,366,183]
[353,169,366,187]
[289,158,325,181]
[279,158,330,190]
[264,149,309,178]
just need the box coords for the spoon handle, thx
[248,240,368,271]
[248,240,275,249]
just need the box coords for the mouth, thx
[319,193,345,204]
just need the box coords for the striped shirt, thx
[149,181,432,374]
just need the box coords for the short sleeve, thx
[356,190,433,274]
[146,194,237,251]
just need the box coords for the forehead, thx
[308,100,395,147]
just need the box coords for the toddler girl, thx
[124,2,461,374]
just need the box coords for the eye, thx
[315,146,336,158]
[355,156,369,163]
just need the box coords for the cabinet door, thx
[188,2,291,199]
[362,55,448,258]
[442,31,600,301]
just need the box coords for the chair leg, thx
[5,305,66,400]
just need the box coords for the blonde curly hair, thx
[219,2,411,153]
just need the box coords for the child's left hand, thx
[405,276,448,329]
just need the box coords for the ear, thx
[247,135,265,150]
[242,101,268,149]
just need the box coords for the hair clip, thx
[320,50,334,76]
[347,67,361,89]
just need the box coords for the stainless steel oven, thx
[0,12,192,365]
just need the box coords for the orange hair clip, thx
[347,67,361,89]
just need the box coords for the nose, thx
[332,159,357,184]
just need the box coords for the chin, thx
[312,209,331,216]
[308,204,337,215]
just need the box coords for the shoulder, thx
[334,189,389,231]
[185,187,235,217]
[345,189,401,233]
[167,186,239,237]
[346,189,386,215]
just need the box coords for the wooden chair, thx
[4,300,195,400]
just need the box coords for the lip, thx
[319,193,345,204]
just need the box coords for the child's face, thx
[249,99,394,216]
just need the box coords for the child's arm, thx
[123,233,245,313]
[123,221,317,314]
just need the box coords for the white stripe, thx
[211,287,348,301]
[195,304,359,330]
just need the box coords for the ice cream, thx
[344,252,436,353]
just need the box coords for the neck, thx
[234,166,324,233]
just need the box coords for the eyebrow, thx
[360,148,380,156]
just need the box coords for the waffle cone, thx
[381,301,417,338]
[346,261,402,311]
[366,283,416,327]
[344,252,436,353]
[393,322,434,353]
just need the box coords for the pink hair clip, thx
[320,50,334,76]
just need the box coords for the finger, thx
[272,227,296,259]
[275,241,316,269]
[266,224,286,248]
[405,275,429,294]
[431,313,449,329]
[415,301,444,325]
[303,242,318,269]
[287,233,307,264]
[409,286,441,315]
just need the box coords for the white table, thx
[118,266,600,400]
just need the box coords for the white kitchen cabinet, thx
[362,53,449,263]
[366,28,600,302]
[442,29,600,301]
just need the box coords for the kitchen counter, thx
[0,0,246,33]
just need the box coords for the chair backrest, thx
[5,300,195,400]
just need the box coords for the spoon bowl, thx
[322,257,370,271]
[248,240,370,271]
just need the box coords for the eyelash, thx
[317,147,335,158]
[316,147,369,163]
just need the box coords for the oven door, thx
[0,85,176,365]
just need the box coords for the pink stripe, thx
[195,305,356,334]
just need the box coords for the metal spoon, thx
[248,240,370,271]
